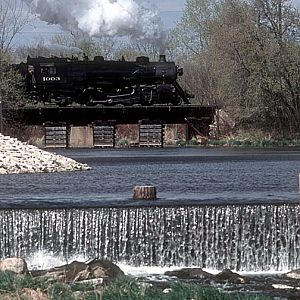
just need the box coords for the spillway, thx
[0,204,299,272]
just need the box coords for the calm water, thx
[1,147,300,208]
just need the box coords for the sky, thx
[12,0,300,47]
[149,0,185,11]
[16,0,186,46]
[150,0,300,11]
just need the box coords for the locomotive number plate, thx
[43,77,61,82]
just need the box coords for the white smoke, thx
[44,43,84,56]
[25,0,164,41]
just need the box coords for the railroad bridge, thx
[3,105,216,148]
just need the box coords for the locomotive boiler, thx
[22,55,193,106]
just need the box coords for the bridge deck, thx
[4,105,216,125]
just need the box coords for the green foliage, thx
[0,271,48,296]
[0,273,274,300]
[70,282,95,292]
[176,139,186,147]
[188,138,199,145]
[102,276,146,300]
[207,139,227,146]
[209,137,298,147]
[0,63,26,107]
[0,271,17,292]
[48,282,76,300]
[15,274,47,290]
[102,277,272,300]
[207,129,300,147]
[117,139,129,147]
[83,291,103,300]
[172,0,300,134]
[168,282,226,300]
[235,295,272,300]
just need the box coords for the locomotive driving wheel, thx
[171,97,182,106]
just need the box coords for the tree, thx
[172,0,300,134]
[170,0,223,106]
[207,0,300,132]
[51,31,119,60]
[0,0,32,109]
[172,0,220,58]
[0,0,30,61]
[251,0,300,131]
[114,32,175,62]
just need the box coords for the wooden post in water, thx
[133,186,157,200]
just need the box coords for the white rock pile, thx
[0,134,90,174]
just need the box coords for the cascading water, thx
[0,204,299,272]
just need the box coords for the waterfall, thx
[0,205,299,272]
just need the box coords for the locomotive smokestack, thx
[159,55,166,62]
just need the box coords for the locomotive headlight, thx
[177,67,183,76]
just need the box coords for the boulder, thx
[285,269,300,279]
[21,288,48,300]
[165,268,215,281]
[0,257,28,274]
[31,259,124,283]
[31,260,87,282]
[215,269,249,284]
[87,259,125,281]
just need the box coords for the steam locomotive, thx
[19,55,193,106]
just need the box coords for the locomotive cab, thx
[25,65,35,92]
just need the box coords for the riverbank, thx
[2,257,300,299]
[183,129,300,148]
[0,275,274,300]
[0,134,90,174]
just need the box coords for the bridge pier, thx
[42,123,192,148]
[69,126,94,148]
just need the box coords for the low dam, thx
[1,204,299,272]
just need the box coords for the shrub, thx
[117,139,129,147]
[84,290,103,300]
[70,282,95,292]
[176,139,186,147]
[188,138,198,145]
[0,271,16,292]
[103,276,145,300]
[48,282,76,300]
[16,274,47,290]
[207,139,226,146]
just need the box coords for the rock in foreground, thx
[0,134,90,174]
[0,258,28,274]
[30,259,124,283]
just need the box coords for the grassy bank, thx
[206,137,300,147]
[0,271,272,300]
[183,130,300,148]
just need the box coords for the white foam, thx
[24,251,291,276]
[26,251,86,270]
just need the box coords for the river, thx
[0,147,299,208]
[0,147,300,272]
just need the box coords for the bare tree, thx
[0,0,31,61]
[172,0,300,133]
[172,0,220,59]
[51,31,118,60]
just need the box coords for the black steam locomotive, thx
[20,55,193,106]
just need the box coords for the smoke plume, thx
[25,0,164,41]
